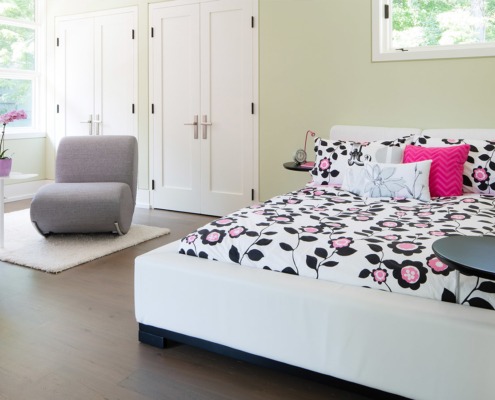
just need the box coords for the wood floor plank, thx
[0,202,374,400]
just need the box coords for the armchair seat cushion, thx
[30,182,134,235]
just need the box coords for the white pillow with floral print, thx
[341,160,432,202]
[414,135,495,194]
[310,136,411,185]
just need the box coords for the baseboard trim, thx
[5,179,52,203]
[136,189,150,209]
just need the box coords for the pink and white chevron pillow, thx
[403,144,470,197]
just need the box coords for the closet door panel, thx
[55,19,95,138]
[151,5,201,213]
[200,0,254,215]
[95,12,137,136]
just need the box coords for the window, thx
[0,0,44,133]
[373,0,495,61]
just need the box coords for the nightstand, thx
[283,161,314,172]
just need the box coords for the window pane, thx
[392,0,495,48]
[0,78,32,128]
[0,24,35,70]
[0,0,35,22]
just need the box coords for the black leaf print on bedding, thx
[256,238,273,246]
[467,297,494,310]
[280,242,293,251]
[366,254,381,265]
[247,249,264,261]
[229,245,240,263]
[477,281,495,294]
[368,244,383,253]
[359,269,371,278]
[441,288,456,303]
[282,267,298,275]
[314,247,328,258]
[306,255,318,270]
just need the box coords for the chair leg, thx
[114,222,124,236]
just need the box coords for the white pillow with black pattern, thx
[310,136,412,186]
[341,160,432,202]
[414,135,495,194]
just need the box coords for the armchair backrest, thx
[55,135,139,203]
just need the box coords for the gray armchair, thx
[30,135,138,236]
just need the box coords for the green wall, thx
[260,0,495,200]
[43,0,495,202]
[4,137,45,184]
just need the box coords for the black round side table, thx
[432,236,495,303]
[283,161,314,172]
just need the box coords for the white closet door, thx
[55,8,137,140]
[200,0,254,216]
[151,5,202,213]
[95,12,137,136]
[55,18,95,138]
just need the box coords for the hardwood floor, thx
[0,201,374,400]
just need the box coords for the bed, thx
[135,125,495,400]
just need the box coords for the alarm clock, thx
[293,148,307,164]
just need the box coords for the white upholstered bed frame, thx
[135,125,495,400]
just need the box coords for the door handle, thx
[200,115,212,139]
[184,115,199,139]
[80,114,93,135]
[93,114,102,135]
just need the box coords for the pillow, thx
[310,136,412,185]
[413,135,495,194]
[341,160,432,202]
[403,144,470,197]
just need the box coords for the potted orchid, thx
[0,109,27,176]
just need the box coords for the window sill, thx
[4,131,47,140]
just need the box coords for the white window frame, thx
[372,0,495,62]
[0,0,45,138]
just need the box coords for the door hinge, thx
[132,29,135,40]
[56,37,60,47]
[251,103,254,115]
[151,27,154,38]
[151,104,155,114]
[251,189,255,201]
[132,104,135,114]
[56,104,59,113]
[152,180,155,190]
[251,16,255,28]
[384,4,390,19]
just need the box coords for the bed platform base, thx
[138,323,406,400]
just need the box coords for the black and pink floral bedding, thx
[179,186,495,309]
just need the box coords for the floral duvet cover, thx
[179,186,495,309]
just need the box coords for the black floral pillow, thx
[310,135,414,186]
[310,138,349,185]
[414,135,495,194]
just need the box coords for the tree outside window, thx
[392,0,495,49]
[0,0,36,129]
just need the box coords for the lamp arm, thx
[303,130,316,154]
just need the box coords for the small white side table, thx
[0,172,38,248]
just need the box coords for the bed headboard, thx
[330,125,495,141]
[330,125,421,141]
[422,129,495,140]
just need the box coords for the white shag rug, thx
[0,209,170,273]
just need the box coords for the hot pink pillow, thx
[403,144,470,197]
